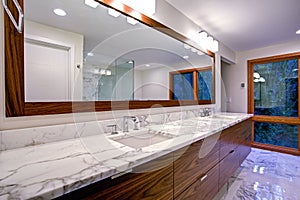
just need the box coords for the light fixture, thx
[84,0,99,8]
[53,8,67,16]
[259,77,265,82]
[292,68,298,72]
[106,69,112,76]
[145,64,150,67]
[191,48,197,53]
[100,69,106,75]
[108,8,121,17]
[254,79,259,83]
[296,29,300,34]
[87,52,94,56]
[183,55,189,59]
[128,60,134,64]
[253,72,260,79]
[183,44,190,49]
[197,51,204,55]
[126,16,138,25]
[117,0,156,16]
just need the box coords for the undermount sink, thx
[109,129,173,149]
[209,114,238,120]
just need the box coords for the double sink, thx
[107,114,239,150]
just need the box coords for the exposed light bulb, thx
[106,70,112,76]
[127,16,138,25]
[259,77,265,82]
[108,8,121,17]
[87,52,94,56]
[296,29,300,34]
[84,0,99,8]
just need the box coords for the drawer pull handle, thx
[229,150,235,154]
[111,169,132,179]
[2,0,24,33]
[200,174,208,182]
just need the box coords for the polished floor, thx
[218,148,300,200]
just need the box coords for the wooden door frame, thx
[248,52,300,156]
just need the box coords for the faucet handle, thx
[107,124,118,134]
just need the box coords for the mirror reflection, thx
[24,0,213,102]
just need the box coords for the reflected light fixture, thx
[87,52,94,56]
[253,72,260,79]
[53,8,67,16]
[296,29,300,34]
[108,8,121,17]
[259,77,265,82]
[145,64,150,67]
[127,16,138,25]
[84,0,99,8]
[106,70,112,76]
[183,55,189,59]
[183,44,190,49]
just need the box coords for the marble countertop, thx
[0,112,252,199]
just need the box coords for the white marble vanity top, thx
[0,112,252,199]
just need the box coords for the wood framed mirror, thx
[4,0,215,117]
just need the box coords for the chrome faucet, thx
[123,116,140,132]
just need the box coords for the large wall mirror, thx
[4,0,215,117]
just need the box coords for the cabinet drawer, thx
[175,163,219,200]
[174,133,219,197]
[56,153,173,200]
[236,136,251,165]
[219,148,240,189]
[219,119,251,160]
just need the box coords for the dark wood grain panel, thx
[173,133,220,198]
[219,148,240,189]
[175,164,219,200]
[4,0,25,117]
[219,119,251,160]
[237,136,251,165]
[55,153,173,200]
[23,100,211,116]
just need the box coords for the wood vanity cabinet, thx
[56,153,174,200]
[173,133,220,198]
[56,119,251,200]
[219,119,251,189]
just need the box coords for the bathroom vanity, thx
[0,113,252,199]
[54,116,251,200]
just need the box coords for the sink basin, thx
[210,114,238,120]
[109,130,173,149]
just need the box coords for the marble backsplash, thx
[0,105,215,151]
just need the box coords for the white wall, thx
[0,1,231,130]
[25,20,84,101]
[223,39,300,113]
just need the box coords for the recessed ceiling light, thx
[53,8,67,16]
[296,29,300,34]
[87,52,94,56]
[183,56,189,59]
[85,0,99,8]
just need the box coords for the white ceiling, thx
[165,0,300,51]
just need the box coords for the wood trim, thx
[5,0,215,117]
[251,142,299,156]
[248,53,300,155]
[193,71,198,100]
[248,52,300,65]
[4,0,25,117]
[247,60,254,114]
[252,116,300,125]
[24,100,210,116]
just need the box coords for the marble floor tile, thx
[219,148,300,200]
